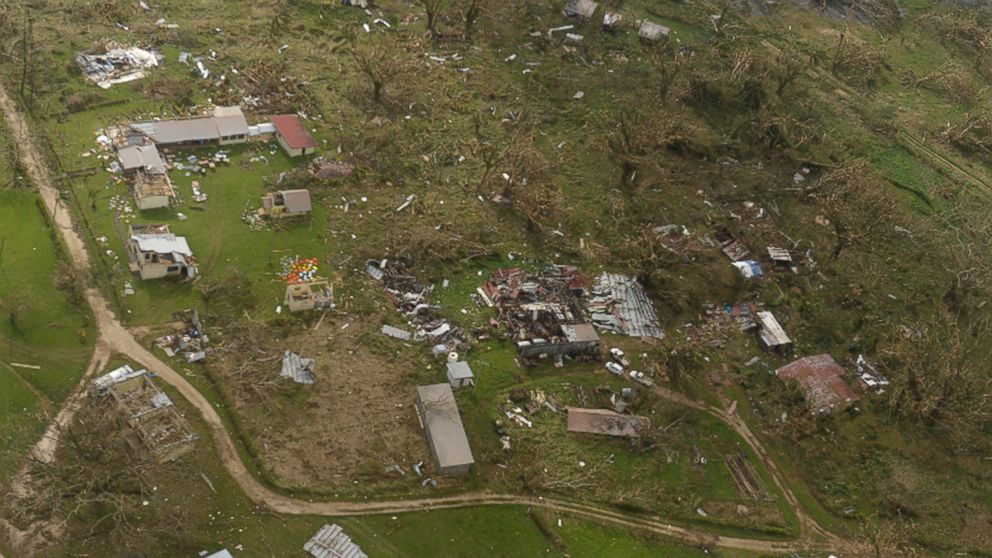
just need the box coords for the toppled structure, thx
[482,266,600,365]
[304,524,367,558]
[126,224,198,280]
[566,407,650,439]
[284,279,335,313]
[776,354,860,414]
[91,365,197,462]
[155,309,209,362]
[367,259,465,350]
[415,384,475,476]
[259,189,312,219]
[564,0,598,18]
[586,273,664,339]
[281,351,316,384]
[76,43,162,89]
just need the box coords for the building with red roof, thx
[270,114,317,157]
[776,354,860,415]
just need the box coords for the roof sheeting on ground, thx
[776,354,860,414]
[281,351,315,384]
[381,324,412,340]
[566,407,650,438]
[564,0,598,17]
[271,114,317,149]
[587,274,664,338]
[304,524,367,558]
[756,311,791,348]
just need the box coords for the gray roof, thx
[565,0,598,17]
[130,233,193,257]
[118,144,166,174]
[281,351,315,384]
[304,524,367,558]
[587,274,664,339]
[416,384,474,469]
[446,361,474,380]
[281,189,312,213]
[213,106,249,138]
[639,20,671,41]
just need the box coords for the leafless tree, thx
[351,39,404,104]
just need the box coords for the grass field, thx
[0,187,94,484]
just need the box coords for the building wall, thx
[133,193,171,211]
[219,134,247,146]
[276,134,303,157]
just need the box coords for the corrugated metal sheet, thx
[588,274,664,339]
[303,524,367,558]
[131,234,193,257]
[280,351,315,384]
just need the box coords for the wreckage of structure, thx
[586,273,664,339]
[126,224,198,280]
[285,279,335,313]
[155,309,209,363]
[566,407,650,439]
[76,43,162,89]
[480,266,600,364]
[776,354,860,415]
[91,365,197,463]
[367,259,465,353]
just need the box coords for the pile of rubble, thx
[76,42,162,89]
[155,309,209,363]
[367,259,465,354]
[479,265,600,366]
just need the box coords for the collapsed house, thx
[367,259,465,352]
[310,159,355,180]
[586,273,665,339]
[155,309,209,362]
[304,524,367,558]
[260,189,312,219]
[284,279,335,313]
[776,354,860,414]
[91,365,197,462]
[76,43,162,89]
[566,407,650,439]
[415,384,475,477]
[270,114,318,157]
[480,266,600,364]
[126,224,198,280]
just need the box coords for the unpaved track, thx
[0,83,844,554]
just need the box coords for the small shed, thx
[270,114,317,157]
[756,311,791,349]
[446,361,476,390]
[415,384,474,476]
[564,0,598,18]
[261,189,312,219]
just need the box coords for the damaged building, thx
[259,189,312,219]
[776,354,860,415]
[76,43,162,89]
[91,365,197,462]
[566,407,650,439]
[481,266,600,365]
[285,279,335,313]
[117,144,176,210]
[126,224,198,280]
[155,309,208,363]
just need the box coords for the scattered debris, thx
[756,311,791,350]
[304,524,367,558]
[155,309,209,361]
[127,224,198,281]
[725,452,772,500]
[855,354,889,393]
[309,159,355,180]
[564,0,598,18]
[381,324,412,341]
[732,260,763,279]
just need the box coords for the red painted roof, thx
[270,114,317,149]
[776,354,860,414]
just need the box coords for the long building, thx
[415,383,474,476]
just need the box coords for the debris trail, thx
[0,80,842,554]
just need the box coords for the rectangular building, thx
[415,384,474,476]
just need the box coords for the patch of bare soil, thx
[208,314,431,494]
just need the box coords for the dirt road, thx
[0,82,844,554]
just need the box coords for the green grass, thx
[0,188,94,483]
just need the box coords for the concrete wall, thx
[133,193,171,211]
[276,134,314,157]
